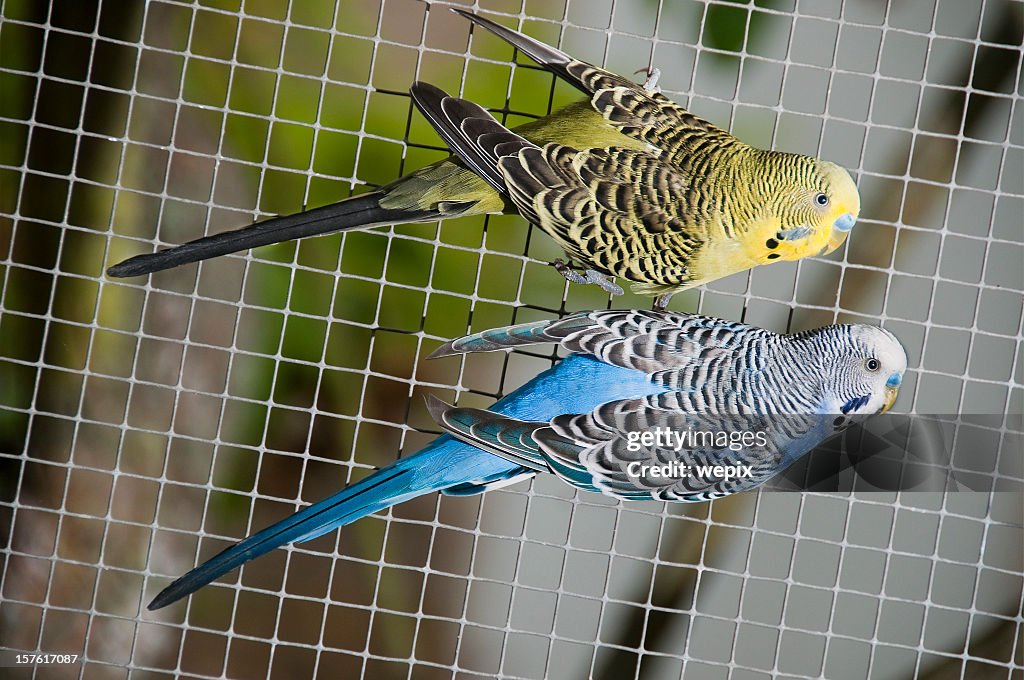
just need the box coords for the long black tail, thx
[107,191,440,278]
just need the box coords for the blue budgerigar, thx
[147,310,906,610]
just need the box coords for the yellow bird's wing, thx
[499,144,705,288]
[454,9,740,168]
[410,80,708,290]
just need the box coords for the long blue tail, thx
[149,354,664,610]
[148,438,495,610]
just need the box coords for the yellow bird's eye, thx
[815,193,829,207]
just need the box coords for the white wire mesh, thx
[0,0,1021,678]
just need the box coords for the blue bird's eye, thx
[815,193,829,206]
[865,358,880,372]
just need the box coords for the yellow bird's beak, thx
[823,212,856,255]
[824,228,850,255]
[880,374,902,413]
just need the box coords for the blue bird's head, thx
[833,326,908,415]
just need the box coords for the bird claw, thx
[634,66,662,94]
[553,258,586,284]
[552,259,624,296]
[652,292,674,312]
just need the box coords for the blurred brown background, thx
[1,0,1021,678]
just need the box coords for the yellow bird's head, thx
[759,155,861,262]
[812,161,861,255]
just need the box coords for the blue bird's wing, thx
[432,309,771,382]
[432,309,756,358]
[430,393,846,503]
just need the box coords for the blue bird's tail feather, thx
[149,354,663,610]
[148,446,458,611]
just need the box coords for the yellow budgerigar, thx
[108,9,860,309]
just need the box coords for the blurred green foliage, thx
[703,0,792,56]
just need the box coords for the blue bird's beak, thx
[882,373,902,413]
[824,212,857,255]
